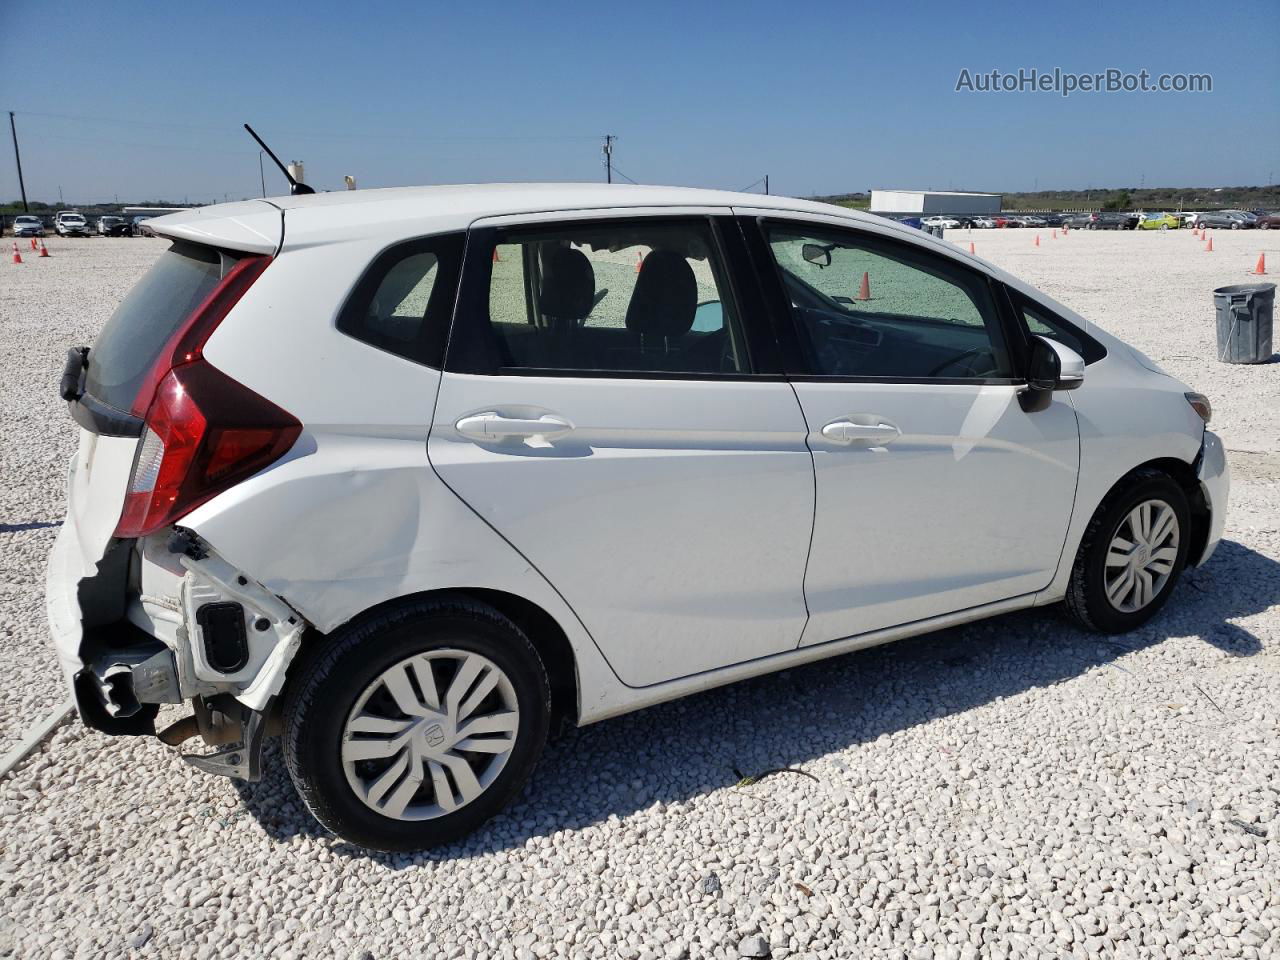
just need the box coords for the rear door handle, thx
[455,412,574,441]
[820,418,901,446]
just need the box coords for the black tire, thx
[283,596,551,851]
[1064,469,1191,633]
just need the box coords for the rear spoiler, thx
[145,199,283,255]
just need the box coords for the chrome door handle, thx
[455,412,574,441]
[820,418,901,445]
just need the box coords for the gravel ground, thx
[2,228,1277,959]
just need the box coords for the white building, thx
[870,190,1002,216]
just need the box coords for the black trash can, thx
[1213,282,1275,363]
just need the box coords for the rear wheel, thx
[1064,470,1190,633]
[283,597,551,851]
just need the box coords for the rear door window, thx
[85,241,225,412]
[453,218,751,376]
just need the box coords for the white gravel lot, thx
[1,227,1277,960]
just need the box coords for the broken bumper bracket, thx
[181,705,267,782]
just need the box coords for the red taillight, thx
[114,253,301,538]
[115,362,301,538]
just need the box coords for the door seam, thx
[788,380,818,649]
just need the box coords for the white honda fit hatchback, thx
[48,184,1227,850]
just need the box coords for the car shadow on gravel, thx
[232,537,1276,864]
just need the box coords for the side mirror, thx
[1021,335,1085,411]
[801,243,833,268]
[691,300,724,332]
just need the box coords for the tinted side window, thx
[461,219,751,376]
[337,232,465,367]
[1013,293,1107,364]
[766,225,1012,380]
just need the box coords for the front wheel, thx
[283,597,551,851]
[1064,470,1190,633]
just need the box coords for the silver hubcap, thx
[1105,499,1179,613]
[342,650,519,821]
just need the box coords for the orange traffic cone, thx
[968,241,976,255]
[857,271,871,301]
[11,242,23,264]
[30,236,38,250]
[1205,235,1214,252]
[491,247,502,263]
[635,251,644,273]
[39,240,50,258]
[1034,234,1041,247]
[1253,252,1266,275]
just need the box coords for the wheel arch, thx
[280,587,580,730]
[1097,455,1209,565]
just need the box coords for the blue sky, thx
[2,0,1276,203]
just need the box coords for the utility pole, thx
[764,174,769,195]
[259,152,267,198]
[9,112,28,212]
[602,135,614,184]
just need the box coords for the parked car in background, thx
[1178,212,1200,227]
[1040,213,1067,227]
[1195,211,1252,230]
[1255,211,1280,230]
[971,217,996,228]
[48,184,1227,851]
[1021,216,1047,227]
[12,215,45,237]
[1088,213,1130,230]
[1138,213,1180,231]
[132,215,158,236]
[55,212,91,237]
[921,216,961,229]
[1062,213,1096,229]
[97,216,133,237]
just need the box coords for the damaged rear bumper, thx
[46,517,307,772]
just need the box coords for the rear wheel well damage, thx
[278,588,580,730]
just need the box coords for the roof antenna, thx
[243,123,315,195]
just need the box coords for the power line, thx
[12,110,601,145]
[9,112,28,212]
[608,165,640,185]
[602,134,614,184]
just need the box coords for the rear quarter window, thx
[86,241,227,412]
[336,232,466,368]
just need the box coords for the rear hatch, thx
[61,202,283,569]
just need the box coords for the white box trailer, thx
[871,190,1002,216]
